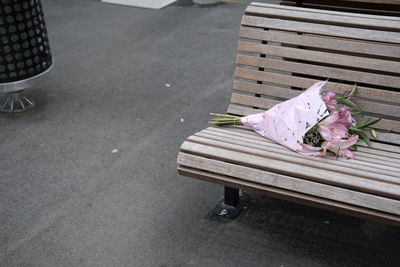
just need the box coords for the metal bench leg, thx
[213,186,250,219]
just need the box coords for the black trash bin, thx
[0,0,53,112]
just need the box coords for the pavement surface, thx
[1,0,399,266]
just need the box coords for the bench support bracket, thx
[213,186,249,219]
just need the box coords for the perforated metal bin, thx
[0,0,53,112]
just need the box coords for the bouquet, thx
[209,81,380,159]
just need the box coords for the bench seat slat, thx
[178,152,400,215]
[181,135,400,200]
[198,128,400,176]
[200,127,400,167]
[178,166,400,226]
[196,131,400,180]
[239,27,400,59]
[241,15,400,43]
[207,126,400,159]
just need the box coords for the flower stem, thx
[209,113,243,126]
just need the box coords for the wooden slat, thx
[201,127,400,168]
[197,129,400,177]
[279,1,400,17]
[198,128,400,171]
[206,126,400,160]
[236,53,400,93]
[241,15,400,44]
[185,134,400,185]
[233,79,299,98]
[236,54,400,117]
[233,79,400,109]
[239,27,400,59]
[237,41,400,84]
[178,152,400,215]
[180,141,400,199]
[231,92,279,110]
[228,103,257,116]
[206,127,400,165]
[209,127,400,170]
[222,124,400,154]
[233,68,400,131]
[234,67,400,102]
[178,165,400,226]
[246,4,400,31]
[232,79,400,118]
[259,1,400,19]
[297,4,400,17]
[366,131,400,145]
[367,141,400,153]
[337,0,400,4]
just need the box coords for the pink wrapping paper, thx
[240,81,329,152]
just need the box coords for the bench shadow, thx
[205,193,400,266]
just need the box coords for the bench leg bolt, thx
[213,186,249,219]
[219,209,228,216]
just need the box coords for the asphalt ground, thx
[1,0,399,266]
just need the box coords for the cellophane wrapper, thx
[240,81,329,153]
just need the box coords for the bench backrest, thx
[280,0,400,17]
[230,3,400,146]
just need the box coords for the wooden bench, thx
[177,3,400,226]
[280,0,400,16]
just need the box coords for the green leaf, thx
[357,131,372,147]
[349,127,363,135]
[355,119,370,128]
[375,128,391,133]
[362,118,381,128]
[348,84,357,98]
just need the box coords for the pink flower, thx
[322,92,337,110]
[320,135,359,159]
[337,106,353,128]
[339,148,355,159]
[320,110,340,126]
[318,111,348,141]
[298,142,324,157]
[317,111,358,158]
[319,123,348,141]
